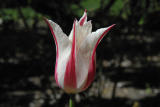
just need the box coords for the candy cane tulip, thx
[45,10,115,93]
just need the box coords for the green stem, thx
[69,94,74,107]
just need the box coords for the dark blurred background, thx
[0,0,160,107]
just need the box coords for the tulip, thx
[44,10,115,93]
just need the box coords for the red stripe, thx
[64,20,77,89]
[80,10,87,26]
[82,24,115,90]
[44,18,59,86]
[82,55,96,90]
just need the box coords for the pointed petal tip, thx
[79,10,87,26]
[109,24,116,28]
[111,24,116,27]
[43,17,54,26]
[107,24,116,31]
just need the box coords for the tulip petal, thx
[84,24,116,56]
[75,46,92,89]
[81,55,96,91]
[64,20,77,93]
[91,24,115,56]
[74,21,93,89]
[81,24,115,90]
[67,20,93,90]
[44,18,70,87]
[76,21,92,49]
[79,9,87,26]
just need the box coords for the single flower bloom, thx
[44,10,115,93]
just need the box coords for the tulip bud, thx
[45,10,115,93]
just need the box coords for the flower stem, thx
[69,94,74,107]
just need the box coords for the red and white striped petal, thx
[45,10,115,93]
[87,24,116,55]
[63,20,77,93]
[44,19,71,88]
[79,24,115,91]
[79,9,87,26]
[69,10,88,42]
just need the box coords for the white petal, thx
[75,21,92,48]
[57,45,71,88]
[75,45,91,89]
[69,20,78,41]
[46,19,71,88]
[75,26,114,89]
[89,28,107,50]
[69,29,73,41]
[47,20,70,50]
[83,25,115,53]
